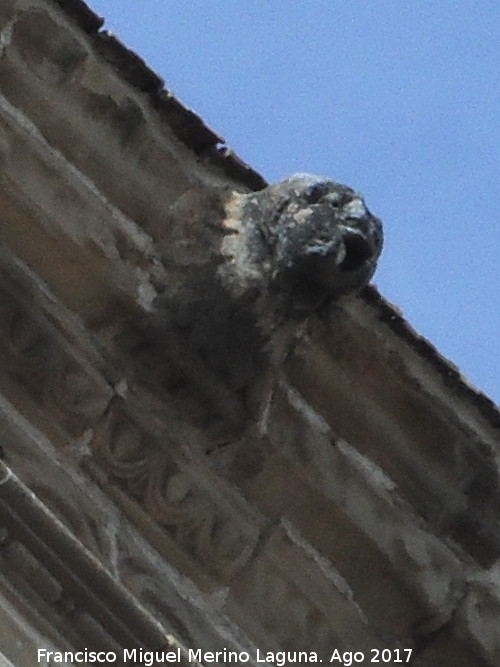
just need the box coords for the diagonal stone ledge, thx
[0,1,499,665]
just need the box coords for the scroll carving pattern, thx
[0,283,111,433]
[91,403,257,581]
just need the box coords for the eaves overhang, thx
[48,0,498,432]
[0,1,499,666]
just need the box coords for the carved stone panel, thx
[90,401,264,586]
[0,270,112,441]
[227,522,383,659]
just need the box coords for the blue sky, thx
[89,0,499,404]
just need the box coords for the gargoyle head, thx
[221,174,383,317]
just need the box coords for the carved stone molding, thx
[90,401,262,584]
[0,273,111,439]
[0,1,498,664]
[228,521,383,658]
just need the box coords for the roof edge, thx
[50,0,268,191]
[50,0,498,429]
[361,285,499,429]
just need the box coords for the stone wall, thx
[0,1,499,666]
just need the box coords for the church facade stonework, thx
[0,1,499,666]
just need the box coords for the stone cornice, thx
[0,1,499,665]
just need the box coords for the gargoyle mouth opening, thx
[339,230,374,272]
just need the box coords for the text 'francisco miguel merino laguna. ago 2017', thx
[37,646,414,665]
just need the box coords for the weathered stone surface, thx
[0,1,499,666]
[220,175,382,312]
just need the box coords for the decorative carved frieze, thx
[0,1,498,665]
[90,400,262,584]
[0,275,111,438]
[228,521,383,658]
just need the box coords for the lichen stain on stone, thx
[219,174,383,321]
[121,174,383,443]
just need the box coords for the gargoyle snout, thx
[337,226,380,272]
